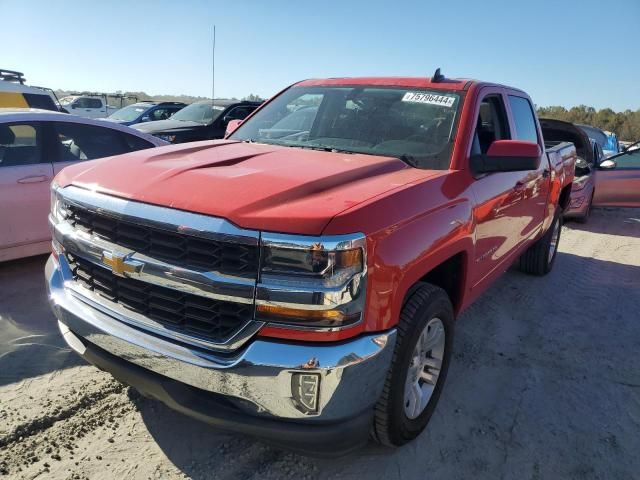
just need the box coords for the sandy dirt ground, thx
[1,207,639,480]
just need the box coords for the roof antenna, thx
[432,67,444,83]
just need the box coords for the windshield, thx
[171,102,225,124]
[578,125,608,149]
[109,104,147,121]
[229,86,461,169]
[59,96,75,106]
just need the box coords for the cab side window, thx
[53,122,129,161]
[121,133,156,151]
[594,143,603,164]
[0,123,41,167]
[225,106,254,122]
[615,149,640,169]
[150,108,172,121]
[74,98,89,108]
[87,98,103,109]
[508,96,539,143]
[471,95,510,155]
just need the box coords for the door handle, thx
[17,175,49,184]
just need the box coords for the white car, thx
[0,109,168,262]
[58,95,120,118]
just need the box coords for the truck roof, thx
[295,77,522,93]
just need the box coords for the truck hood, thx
[133,119,204,134]
[56,140,437,235]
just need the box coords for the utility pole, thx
[212,25,216,103]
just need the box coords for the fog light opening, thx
[291,372,321,415]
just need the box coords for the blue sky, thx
[3,0,639,111]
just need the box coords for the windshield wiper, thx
[396,154,418,168]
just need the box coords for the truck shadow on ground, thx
[131,247,640,479]
[0,255,83,388]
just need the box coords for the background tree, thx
[537,105,640,141]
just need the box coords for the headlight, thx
[261,245,363,286]
[50,183,64,222]
[572,177,587,191]
[256,233,367,329]
[156,134,176,142]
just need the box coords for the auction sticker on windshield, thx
[402,92,456,107]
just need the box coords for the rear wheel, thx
[372,283,454,446]
[574,192,594,224]
[518,211,562,275]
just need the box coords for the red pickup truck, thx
[46,74,575,454]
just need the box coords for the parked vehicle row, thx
[101,101,187,126]
[0,110,167,261]
[132,99,261,143]
[47,74,576,454]
[540,118,640,223]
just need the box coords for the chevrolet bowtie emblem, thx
[101,251,143,277]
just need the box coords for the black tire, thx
[372,283,454,447]
[573,192,593,224]
[518,211,562,275]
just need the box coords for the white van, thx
[0,69,60,111]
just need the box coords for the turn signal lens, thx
[256,304,361,328]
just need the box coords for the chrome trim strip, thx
[58,185,259,246]
[260,232,366,251]
[52,219,256,304]
[255,274,363,311]
[66,284,264,352]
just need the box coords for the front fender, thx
[365,200,474,331]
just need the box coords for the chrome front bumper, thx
[46,255,396,423]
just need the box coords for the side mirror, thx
[141,115,151,122]
[225,119,243,137]
[470,140,541,175]
[599,159,617,169]
[71,103,78,109]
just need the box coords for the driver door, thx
[594,148,640,207]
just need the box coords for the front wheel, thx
[518,211,562,275]
[372,283,454,446]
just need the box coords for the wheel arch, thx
[399,250,470,319]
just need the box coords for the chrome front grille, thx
[64,203,259,278]
[51,185,263,352]
[66,253,252,342]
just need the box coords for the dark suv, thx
[132,100,261,143]
[102,101,187,127]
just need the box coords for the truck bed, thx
[545,141,576,189]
